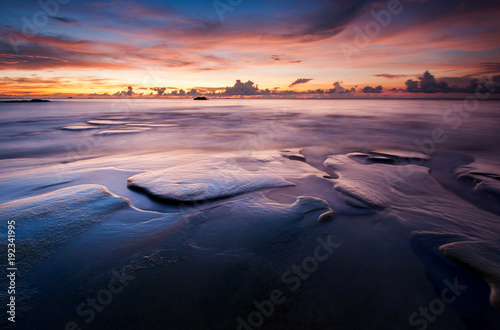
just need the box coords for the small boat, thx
[194,96,208,100]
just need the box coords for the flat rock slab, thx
[324,153,430,210]
[61,125,100,131]
[371,149,431,161]
[97,128,151,135]
[0,184,129,268]
[440,240,500,311]
[455,159,500,199]
[87,120,128,125]
[127,151,325,203]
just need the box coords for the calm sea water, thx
[1,98,499,162]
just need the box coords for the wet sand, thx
[1,99,500,329]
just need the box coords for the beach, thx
[1,98,500,329]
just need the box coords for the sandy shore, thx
[1,99,500,329]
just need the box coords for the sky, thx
[1,0,500,97]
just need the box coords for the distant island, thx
[2,99,50,103]
[194,96,208,100]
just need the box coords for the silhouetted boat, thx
[194,96,208,100]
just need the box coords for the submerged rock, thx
[126,123,178,127]
[280,149,306,162]
[370,149,430,161]
[455,160,500,199]
[191,195,334,250]
[0,184,129,267]
[87,120,128,125]
[127,151,325,203]
[323,153,500,239]
[440,240,500,311]
[128,166,293,202]
[61,125,100,131]
[475,179,500,197]
[97,128,151,135]
[348,149,429,165]
[323,154,431,209]
[318,210,337,222]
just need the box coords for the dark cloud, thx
[0,75,110,90]
[114,86,134,96]
[463,76,500,94]
[185,88,202,96]
[289,60,302,63]
[374,74,409,79]
[289,78,313,87]
[0,31,198,71]
[289,0,373,42]
[420,71,448,91]
[0,37,115,71]
[151,87,166,96]
[0,76,62,84]
[440,76,474,87]
[405,71,500,93]
[405,79,419,92]
[361,85,383,93]
[270,54,285,61]
[219,79,353,96]
[324,81,352,93]
[224,80,259,95]
[50,17,79,24]
[193,87,225,92]
[394,0,500,30]
[405,71,450,93]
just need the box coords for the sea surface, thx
[1,99,500,329]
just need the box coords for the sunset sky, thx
[1,0,500,97]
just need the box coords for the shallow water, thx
[1,99,500,329]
